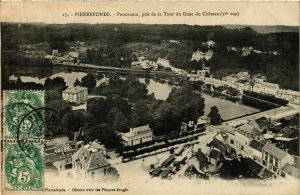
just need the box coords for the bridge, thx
[51,62,182,77]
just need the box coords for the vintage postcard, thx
[0,1,299,195]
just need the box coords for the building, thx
[281,163,300,179]
[241,47,253,56]
[52,50,59,56]
[253,82,279,95]
[202,40,216,48]
[262,143,294,175]
[72,145,110,179]
[191,49,213,62]
[121,124,153,146]
[45,149,76,171]
[248,140,265,162]
[156,58,171,68]
[249,116,271,132]
[62,87,88,105]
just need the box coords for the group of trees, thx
[74,73,98,92]
[95,75,148,102]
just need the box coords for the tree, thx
[73,79,81,87]
[106,107,130,132]
[167,82,205,122]
[208,106,222,125]
[131,100,151,127]
[150,102,181,135]
[45,90,62,102]
[84,124,122,149]
[62,111,86,132]
[44,77,67,92]
[81,73,96,91]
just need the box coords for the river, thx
[9,70,260,120]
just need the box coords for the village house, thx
[236,72,251,81]
[253,82,279,95]
[156,57,171,68]
[241,47,253,56]
[45,149,76,171]
[121,124,153,146]
[202,40,216,48]
[248,140,265,162]
[249,116,271,133]
[281,163,300,179]
[72,145,110,179]
[262,143,294,175]
[191,49,214,62]
[62,86,88,105]
[52,50,59,56]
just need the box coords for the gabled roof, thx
[195,150,208,165]
[249,140,265,152]
[282,163,300,179]
[85,151,110,171]
[238,124,262,138]
[244,158,273,179]
[208,139,230,154]
[45,150,76,163]
[280,127,294,138]
[262,144,289,160]
[250,117,271,129]
[72,147,110,171]
[209,149,221,160]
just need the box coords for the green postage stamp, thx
[2,91,45,191]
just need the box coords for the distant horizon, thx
[3,22,299,34]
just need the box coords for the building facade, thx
[62,87,88,105]
[262,143,294,175]
[121,124,153,146]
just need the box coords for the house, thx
[249,116,271,132]
[208,138,231,155]
[52,50,59,56]
[202,40,216,48]
[196,116,210,128]
[262,143,294,175]
[280,127,295,138]
[244,158,274,179]
[241,47,253,56]
[208,149,222,165]
[248,140,265,162]
[121,124,153,146]
[281,163,300,179]
[45,149,76,171]
[236,72,250,81]
[253,82,279,95]
[237,123,263,140]
[69,51,79,58]
[195,149,208,170]
[156,58,171,68]
[72,146,110,178]
[62,87,88,105]
[191,49,213,62]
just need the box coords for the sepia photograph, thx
[0,2,299,195]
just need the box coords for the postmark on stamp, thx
[4,143,44,191]
[3,91,45,140]
[2,90,45,192]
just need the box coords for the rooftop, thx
[249,140,265,152]
[251,116,271,128]
[262,143,289,160]
[208,149,221,160]
[63,86,88,94]
[237,123,261,138]
[282,163,300,179]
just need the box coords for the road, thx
[225,103,299,123]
